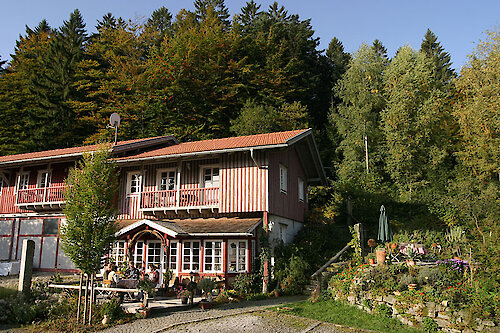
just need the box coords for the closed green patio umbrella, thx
[377,205,393,243]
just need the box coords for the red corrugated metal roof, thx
[117,129,309,161]
[0,136,165,164]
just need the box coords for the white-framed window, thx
[279,164,288,193]
[298,177,305,202]
[127,171,142,195]
[157,169,176,191]
[182,240,200,271]
[228,240,247,273]
[146,241,162,268]
[201,166,220,188]
[37,170,51,188]
[169,241,178,270]
[111,240,127,265]
[134,241,144,268]
[17,172,29,191]
[204,240,222,272]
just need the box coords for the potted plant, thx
[198,278,216,310]
[366,253,376,265]
[137,278,155,307]
[404,246,416,266]
[178,288,191,304]
[375,244,386,265]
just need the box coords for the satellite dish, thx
[109,113,121,145]
[109,113,121,127]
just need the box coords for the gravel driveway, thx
[101,296,364,333]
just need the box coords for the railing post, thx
[175,162,181,209]
[43,187,47,203]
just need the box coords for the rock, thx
[482,320,495,327]
[347,295,356,304]
[385,295,396,304]
[437,312,451,321]
[435,318,450,328]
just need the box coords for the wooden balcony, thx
[16,186,66,210]
[140,187,219,213]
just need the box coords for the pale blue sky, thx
[1,1,499,71]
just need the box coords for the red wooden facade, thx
[0,129,325,275]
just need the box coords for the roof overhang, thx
[0,135,178,168]
[115,217,262,238]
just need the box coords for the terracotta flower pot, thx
[368,258,375,265]
[376,250,386,265]
[200,301,212,310]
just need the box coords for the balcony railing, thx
[16,185,67,209]
[140,187,219,211]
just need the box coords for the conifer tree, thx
[31,9,89,149]
[194,0,230,28]
[144,6,173,47]
[420,29,455,83]
[372,39,388,59]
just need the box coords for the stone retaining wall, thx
[333,291,497,332]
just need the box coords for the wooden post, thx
[83,275,89,324]
[88,273,94,325]
[76,273,83,323]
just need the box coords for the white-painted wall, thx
[267,214,303,248]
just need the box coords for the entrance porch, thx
[113,217,262,287]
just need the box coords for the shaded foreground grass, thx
[273,299,421,333]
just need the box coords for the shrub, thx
[422,317,439,333]
[374,303,393,318]
[280,255,310,295]
[100,298,124,322]
[233,273,261,294]
[198,278,216,296]
[417,267,442,285]
[246,293,269,301]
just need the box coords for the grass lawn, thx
[273,299,421,333]
[0,286,17,299]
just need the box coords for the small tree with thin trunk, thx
[60,144,118,324]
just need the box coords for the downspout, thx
[250,148,267,169]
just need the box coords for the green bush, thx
[100,298,124,322]
[246,293,269,301]
[233,273,261,294]
[422,317,439,333]
[198,278,216,296]
[374,303,393,318]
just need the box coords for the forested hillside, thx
[0,1,498,283]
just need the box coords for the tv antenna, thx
[108,113,121,145]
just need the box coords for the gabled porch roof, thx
[116,217,262,238]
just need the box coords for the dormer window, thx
[279,164,288,193]
[127,172,142,195]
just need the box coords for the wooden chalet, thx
[0,129,325,284]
